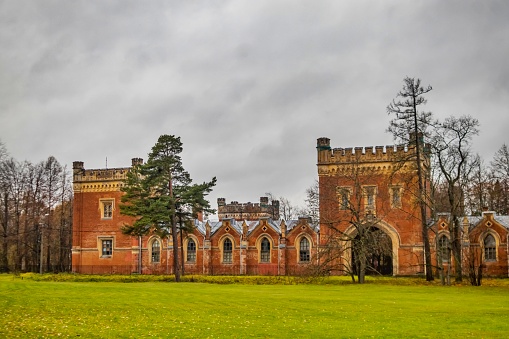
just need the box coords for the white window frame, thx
[99,199,115,219]
[98,237,113,258]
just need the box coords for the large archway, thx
[352,226,393,276]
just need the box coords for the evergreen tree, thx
[120,135,216,282]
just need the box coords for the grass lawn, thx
[1,275,509,338]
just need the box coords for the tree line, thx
[0,141,73,273]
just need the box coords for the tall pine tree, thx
[120,135,216,282]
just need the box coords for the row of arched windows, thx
[151,233,498,265]
[147,236,312,264]
[150,238,199,263]
[437,234,497,262]
[217,236,311,264]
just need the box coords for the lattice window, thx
[101,200,114,219]
[187,239,196,263]
[365,186,376,210]
[484,234,496,261]
[223,238,233,263]
[260,237,270,263]
[151,239,160,263]
[337,187,351,210]
[299,237,310,262]
[101,239,112,256]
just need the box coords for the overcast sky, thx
[1,1,508,215]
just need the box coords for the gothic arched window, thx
[484,234,496,261]
[187,239,196,263]
[151,239,160,263]
[299,237,310,262]
[260,237,270,263]
[223,238,233,263]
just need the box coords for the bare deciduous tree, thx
[0,142,72,273]
[490,144,509,214]
[387,77,435,281]
[303,180,319,228]
[432,115,480,282]
[265,192,300,220]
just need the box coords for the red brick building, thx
[72,137,509,277]
[317,137,430,275]
[317,137,509,277]
[71,160,318,275]
[431,212,509,277]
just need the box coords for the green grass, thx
[1,275,509,338]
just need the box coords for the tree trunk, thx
[180,227,185,276]
[358,258,366,284]
[171,220,180,281]
[412,109,433,281]
[451,217,462,282]
[169,177,180,282]
[1,192,9,271]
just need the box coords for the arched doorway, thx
[352,226,393,276]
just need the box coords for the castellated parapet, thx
[318,138,420,164]
[72,160,141,193]
[217,197,280,221]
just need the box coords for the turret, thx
[131,158,143,166]
[72,161,84,181]
[73,161,84,170]
[317,137,331,164]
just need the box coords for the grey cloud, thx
[1,0,508,213]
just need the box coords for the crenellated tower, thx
[72,159,142,273]
[317,136,431,276]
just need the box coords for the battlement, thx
[331,144,406,162]
[217,197,280,221]
[72,161,133,183]
[317,137,429,165]
[72,160,143,193]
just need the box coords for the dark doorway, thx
[352,226,393,276]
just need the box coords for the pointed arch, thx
[184,235,199,263]
[148,236,162,263]
[343,220,400,275]
[256,235,272,263]
[480,231,500,262]
[219,235,235,264]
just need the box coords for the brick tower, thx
[317,137,431,275]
